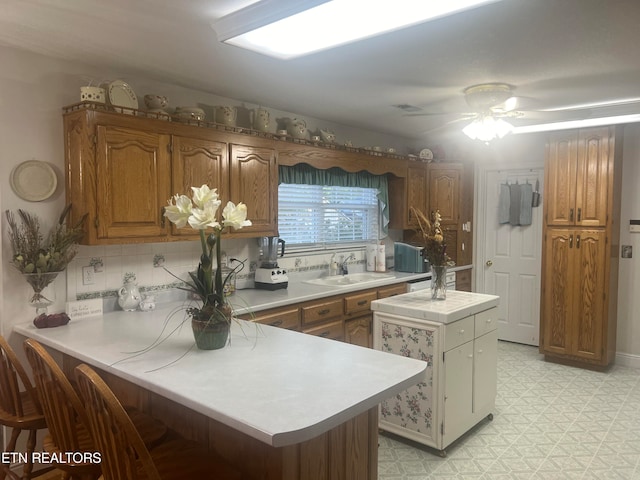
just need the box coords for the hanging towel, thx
[519,182,533,226]
[498,183,510,224]
[509,182,522,226]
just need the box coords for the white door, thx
[477,167,543,346]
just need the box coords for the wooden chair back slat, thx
[75,364,162,480]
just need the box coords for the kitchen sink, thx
[304,272,395,287]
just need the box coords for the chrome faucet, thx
[339,254,355,275]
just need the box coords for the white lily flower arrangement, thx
[164,185,251,324]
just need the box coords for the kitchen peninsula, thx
[14,304,427,480]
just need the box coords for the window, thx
[278,184,380,248]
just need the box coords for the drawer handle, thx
[318,309,330,315]
[270,320,283,327]
[357,300,368,306]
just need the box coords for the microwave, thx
[394,242,426,273]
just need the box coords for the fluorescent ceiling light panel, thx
[541,97,640,112]
[214,0,503,59]
[512,114,640,134]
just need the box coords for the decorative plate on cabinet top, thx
[107,80,138,109]
[10,160,57,202]
[419,148,434,161]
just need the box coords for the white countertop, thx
[371,290,500,324]
[13,304,426,448]
[226,269,433,315]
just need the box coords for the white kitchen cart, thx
[372,290,499,456]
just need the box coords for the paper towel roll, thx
[366,245,377,272]
[376,244,386,272]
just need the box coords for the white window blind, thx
[278,184,379,248]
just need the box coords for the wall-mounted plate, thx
[10,160,57,201]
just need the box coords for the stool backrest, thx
[0,335,40,419]
[23,338,90,451]
[74,363,161,480]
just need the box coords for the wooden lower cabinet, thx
[345,315,372,348]
[238,283,408,349]
[62,355,378,480]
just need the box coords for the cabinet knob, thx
[486,260,493,267]
[486,319,492,323]
[478,349,484,354]
[459,329,465,335]
[467,354,473,359]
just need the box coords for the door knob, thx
[486,260,493,266]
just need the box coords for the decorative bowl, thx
[144,94,168,110]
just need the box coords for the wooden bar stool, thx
[0,335,51,480]
[23,340,168,480]
[74,363,242,480]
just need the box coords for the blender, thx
[255,237,288,290]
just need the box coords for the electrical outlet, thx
[249,261,257,273]
[82,266,95,285]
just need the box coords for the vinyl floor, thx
[379,340,640,479]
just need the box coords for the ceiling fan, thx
[404,82,589,141]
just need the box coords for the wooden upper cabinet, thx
[171,136,229,237]
[229,143,278,237]
[427,164,461,225]
[95,125,171,240]
[406,163,428,227]
[545,127,611,227]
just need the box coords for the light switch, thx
[622,245,632,258]
[631,220,640,233]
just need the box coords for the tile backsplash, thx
[66,236,397,306]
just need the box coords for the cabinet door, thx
[171,136,229,237]
[229,144,278,236]
[443,340,473,447]
[575,128,611,227]
[95,125,171,240]
[545,131,578,226]
[546,127,611,227]
[541,228,606,361]
[406,163,427,227]
[572,230,606,361]
[428,165,461,226]
[541,228,574,356]
[473,330,498,414]
[345,315,372,348]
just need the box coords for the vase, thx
[24,272,59,315]
[190,303,232,350]
[430,264,448,301]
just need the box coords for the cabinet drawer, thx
[444,316,474,351]
[252,307,300,331]
[301,299,343,326]
[344,291,377,316]
[377,283,407,299]
[303,319,344,341]
[474,307,498,338]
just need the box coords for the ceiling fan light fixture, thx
[463,115,513,142]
